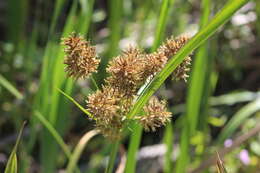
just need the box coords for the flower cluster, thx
[136,97,172,132]
[62,33,191,139]
[62,32,100,79]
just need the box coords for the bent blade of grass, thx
[4,122,26,173]
[210,91,260,106]
[66,130,99,173]
[127,0,250,120]
[57,88,95,119]
[217,98,260,144]
[0,74,23,99]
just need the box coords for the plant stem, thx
[105,140,120,173]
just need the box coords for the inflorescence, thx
[62,32,191,139]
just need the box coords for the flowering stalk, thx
[62,32,191,139]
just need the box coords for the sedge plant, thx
[59,0,249,172]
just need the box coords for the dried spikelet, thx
[142,51,168,78]
[173,56,192,82]
[158,35,189,58]
[136,96,172,132]
[87,86,128,139]
[87,86,123,126]
[62,32,100,79]
[158,35,192,82]
[106,47,145,96]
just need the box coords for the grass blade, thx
[217,98,260,144]
[34,111,71,158]
[163,123,173,173]
[4,122,26,173]
[66,130,99,173]
[151,0,175,51]
[0,74,23,99]
[186,0,211,134]
[57,88,95,119]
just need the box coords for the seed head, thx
[158,35,190,58]
[142,51,168,78]
[173,56,192,82]
[87,86,123,126]
[136,97,172,132]
[62,32,100,79]
[158,35,192,82]
[106,47,145,96]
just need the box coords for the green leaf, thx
[4,122,26,173]
[66,130,99,173]
[34,111,81,173]
[34,111,71,158]
[217,98,260,144]
[57,88,95,119]
[0,74,23,99]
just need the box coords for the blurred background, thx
[0,0,260,172]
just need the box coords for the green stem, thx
[105,140,120,173]
[125,123,143,173]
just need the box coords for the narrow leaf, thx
[66,130,99,173]
[57,88,95,119]
[4,122,26,173]
[0,74,23,99]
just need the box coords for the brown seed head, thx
[142,51,168,79]
[158,35,190,58]
[136,96,172,132]
[62,32,100,79]
[158,35,192,82]
[87,86,123,125]
[173,56,192,82]
[87,86,128,139]
[106,47,145,96]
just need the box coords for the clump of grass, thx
[62,33,191,139]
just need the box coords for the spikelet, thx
[87,86,123,126]
[87,86,128,139]
[158,35,192,82]
[158,35,189,58]
[62,32,100,79]
[173,56,192,82]
[106,47,145,96]
[136,97,172,132]
[142,51,168,79]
